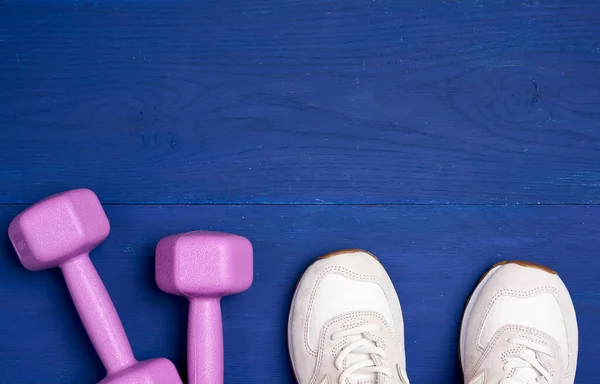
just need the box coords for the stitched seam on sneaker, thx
[468,325,561,380]
[304,266,385,356]
[308,311,392,384]
[475,285,574,373]
[475,286,560,353]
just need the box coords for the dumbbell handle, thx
[60,254,136,374]
[188,297,224,384]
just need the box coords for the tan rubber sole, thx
[318,248,379,261]
[293,249,379,291]
[471,261,557,292]
[490,260,556,275]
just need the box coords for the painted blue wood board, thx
[1,0,600,383]
[1,1,600,204]
[0,205,599,383]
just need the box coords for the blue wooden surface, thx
[2,0,600,205]
[0,0,599,383]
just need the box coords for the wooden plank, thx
[0,204,598,383]
[1,1,600,204]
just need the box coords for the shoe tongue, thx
[512,349,543,383]
[344,334,378,384]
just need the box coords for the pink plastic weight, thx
[155,231,254,384]
[8,189,182,384]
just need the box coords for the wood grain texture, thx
[1,1,599,383]
[1,0,600,204]
[0,204,598,383]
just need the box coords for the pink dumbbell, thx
[8,189,183,384]
[155,231,253,384]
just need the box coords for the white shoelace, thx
[500,338,554,384]
[331,324,394,384]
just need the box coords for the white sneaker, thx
[288,250,409,384]
[460,261,578,384]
